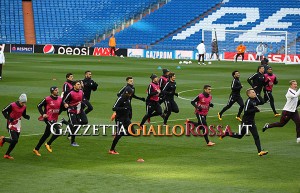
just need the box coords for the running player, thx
[218,70,244,122]
[0,94,30,159]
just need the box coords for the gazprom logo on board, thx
[43,44,55,54]
[145,50,174,59]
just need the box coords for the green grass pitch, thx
[0,53,299,193]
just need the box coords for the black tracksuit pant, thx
[34,120,61,150]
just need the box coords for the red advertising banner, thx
[92,47,127,57]
[93,48,113,56]
[224,52,300,63]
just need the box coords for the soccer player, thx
[197,40,206,65]
[260,58,270,74]
[82,71,98,114]
[140,74,164,127]
[263,67,280,116]
[61,73,74,99]
[247,66,267,104]
[117,77,145,100]
[218,70,244,122]
[63,80,88,146]
[261,57,269,66]
[220,88,268,156]
[159,69,170,90]
[111,76,145,121]
[33,86,66,156]
[158,68,170,117]
[0,94,30,159]
[186,85,215,146]
[162,72,179,124]
[109,87,133,154]
[263,80,300,143]
[235,43,246,62]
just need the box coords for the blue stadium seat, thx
[32,0,158,45]
[0,0,25,44]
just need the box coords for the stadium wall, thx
[1,44,299,63]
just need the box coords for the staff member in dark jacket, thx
[210,39,219,60]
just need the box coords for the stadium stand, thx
[0,0,299,54]
[0,0,25,44]
[94,0,221,48]
[32,0,159,46]
[165,0,300,53]
[95,0,299,54]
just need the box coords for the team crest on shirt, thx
[50,101,55,106]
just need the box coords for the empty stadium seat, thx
[0,0,25,44]
[32,0,159,45]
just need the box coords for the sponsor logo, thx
[175,50,193,59]
[145,50,173,59]
[224,52,300,63]
[11,45,33,53]
[128,49,144,58]
[57,46,90,55]
[43,44,55,54]
[93,47,111,56]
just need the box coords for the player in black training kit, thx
[159,69,170,116]
[220,88,268,156]
[111,76,145,121]
[82,71,98,115]
[109,87,133,155]
[218,70,244,122]
[117,77,145,102]
[162,72,179,124]
[247,66,268,105]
